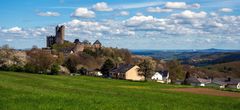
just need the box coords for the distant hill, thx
[205,61,240,78]
[131,49,240,60]
[195,48,240,53]
[182,52,240,66]
[131,49,240,66]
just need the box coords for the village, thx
[0,25,239,90]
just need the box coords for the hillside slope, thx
[0,71,239,110]
[205,61,240,78]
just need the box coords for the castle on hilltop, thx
[46,25,102,53]
[47,25,65,47]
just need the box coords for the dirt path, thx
[166,88,240,98]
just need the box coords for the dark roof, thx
[111,64,135,74]
[157,71,169,77]
[88,68,101,72]
[93,40,101,45]
[212,81,227,85]
[186,77,211,83]
[74,39,80,44]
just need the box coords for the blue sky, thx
[0,0,240,49]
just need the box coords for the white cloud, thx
[172,10,207,19]
[147,7,172,13]
[71,8,95,18]
[165,2,187,9]
[1,27,29,38]
[124,15,169,32]
[125,15,156,26]
[212,22,224,28]
[219,8,233,13]
[165,2,200,9]
[93,2,113,11]
[191,3,201,9]
[119,11,129,16]
[2,27,24,33]
[31,27,50,37]
[64,19,111,36]
[66,19,99,27]
[37,11,60,17]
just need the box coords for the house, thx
[72,43,84,53]
[186,77,211,86]
[226,81,240,89]
[93,40,102,49]
[111,65,144,81]
[151,71,171,83]
[223,78,240,89]
[206,78,240,89]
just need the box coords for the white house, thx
[151,72,163,80]
[151,71,171,83]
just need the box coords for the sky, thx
[0,0,240,50]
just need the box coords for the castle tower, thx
[56,25,65,45]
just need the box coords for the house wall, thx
[227,83,240,89]
[227,85,237,89]
[151,73,163,80]
[125,66,145,81]
[94,44,101,49]
[73,44,84,53]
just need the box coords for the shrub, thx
[50,64,60,75]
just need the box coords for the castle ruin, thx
[47,25,65,47]
[46,25,102,54]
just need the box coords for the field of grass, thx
[0,71,239,110]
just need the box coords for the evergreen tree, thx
[101,59,115,77]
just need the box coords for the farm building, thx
[151,71,171,83]
[110,65,145,81]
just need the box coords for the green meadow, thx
[0,71,239,110]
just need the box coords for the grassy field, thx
[0,71,239,110]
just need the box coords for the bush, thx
[0,64,25,72]
[24,63,36,73]
[50,64,60,75]
[65,55,78,73]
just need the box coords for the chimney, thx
[227,77,231,82]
